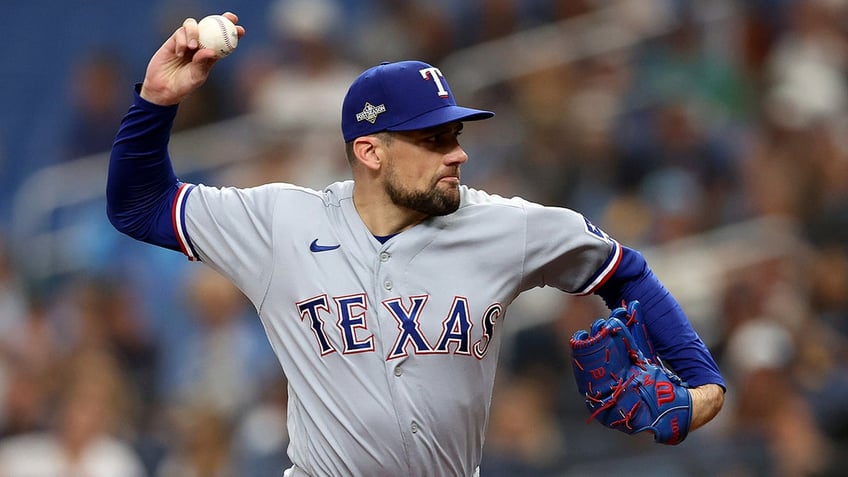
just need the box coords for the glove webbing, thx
[576,323,650,425]
[585,373,635,424]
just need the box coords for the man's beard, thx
[384,176,461,217]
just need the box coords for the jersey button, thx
[411,421,419,433]
[380,252,390,262]
[383,280,393,290]
[394,366,403,377]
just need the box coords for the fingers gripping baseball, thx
[569,302,692,445]
[140,12,244,106]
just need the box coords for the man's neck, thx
[352,185,427,236]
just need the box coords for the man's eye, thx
[429,132,461,143]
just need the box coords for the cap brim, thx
[386,105,494,132]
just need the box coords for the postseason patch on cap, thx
[355,102,387,124]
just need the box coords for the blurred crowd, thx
[1,0,848,475]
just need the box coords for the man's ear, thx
[351,136,384,171]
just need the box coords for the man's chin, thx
[432,193,461,216]
[387,182,461,216]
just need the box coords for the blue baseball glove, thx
[569,301,691,445]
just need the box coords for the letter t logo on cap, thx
[419,67,449,98]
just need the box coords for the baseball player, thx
[107,12,725,477]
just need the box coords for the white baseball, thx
[197,15,238,57]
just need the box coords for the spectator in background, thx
[763,0,848,132]
[702,252,838,477]
[351,0,457,63]
[158,266,278,420]
[615,7,751,231]
[0,237,27,339]
[238,0,361,189]
[0,349,146,477]
[0,363,50,440]
[61,50,129,161]
[232,379,292,476]
[155,406,236,477]
[0,294,59,439]
[250,0,359,129]
[480,375,566,477]
[723,317,833,477]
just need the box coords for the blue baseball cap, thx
[341,60,494,142]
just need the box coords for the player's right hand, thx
[140,11,244,106]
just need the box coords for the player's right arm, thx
[107,12,244,251]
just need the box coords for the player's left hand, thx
[141,11,245,106]
[569,302,692,445]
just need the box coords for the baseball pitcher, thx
[106,12,725,477]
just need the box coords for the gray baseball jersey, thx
[173,179,619,476]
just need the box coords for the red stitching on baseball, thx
[214,16,233,51]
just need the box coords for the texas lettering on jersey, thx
[296,293,503,360]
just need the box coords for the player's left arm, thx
[516,203,724,430]
[592,246,726,428]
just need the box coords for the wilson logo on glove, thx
[656,382,677,405]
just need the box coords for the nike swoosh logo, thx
[310,239,341,253]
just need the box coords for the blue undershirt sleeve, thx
[595,246,726,390]
[106,84,184,252]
